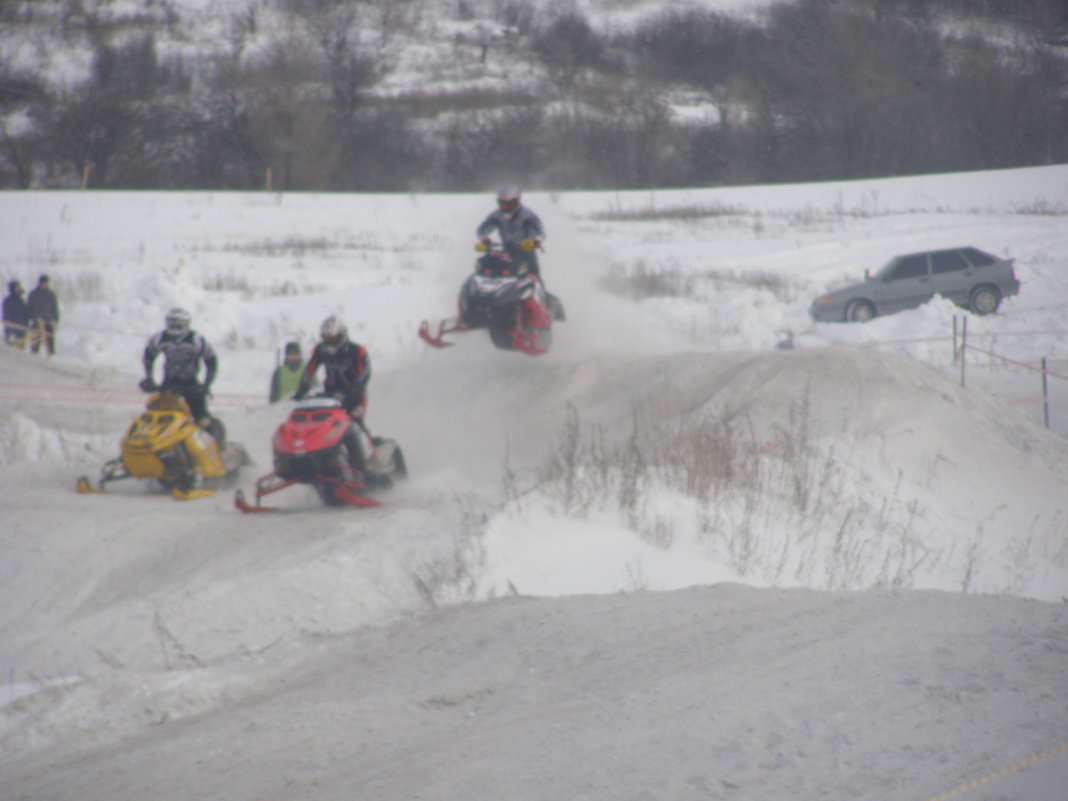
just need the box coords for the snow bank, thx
[0,411,108,463]
[475,349,1068,602]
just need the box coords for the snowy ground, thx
[1,165,1067,799]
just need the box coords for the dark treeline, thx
[1,0,1066,190]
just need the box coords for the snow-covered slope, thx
[4,586,1066,801]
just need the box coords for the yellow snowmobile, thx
[76,391,249,500]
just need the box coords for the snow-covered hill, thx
[1,0,775,92]
[1,165,1067,799]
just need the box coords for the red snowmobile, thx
[235,396,406,512]
[419,241,562,356]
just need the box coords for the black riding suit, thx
[295,340,375,472]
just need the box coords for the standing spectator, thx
[269,341,306,402]
[27,274,60,356]
[3,280,30,346]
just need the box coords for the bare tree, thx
[532,10,604,95]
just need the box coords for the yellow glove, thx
[475,240,487,252]
[519,238,536,252]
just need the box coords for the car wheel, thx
[845,300,876,323]
[969,285,1001,315]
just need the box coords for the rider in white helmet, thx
[477,185,546,277]
[294,315,381,474]
[476,185,563,319]
[142,307,220,436]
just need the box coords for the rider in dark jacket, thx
[294,315,380,474]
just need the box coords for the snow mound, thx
[475,349,1068,602]
[0,412,107,463]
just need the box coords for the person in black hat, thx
[269,340,307,402]
[3,280,30,346]
[27,275,60,356]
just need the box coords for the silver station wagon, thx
[810,247,1020,323]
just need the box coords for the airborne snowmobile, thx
[76,391,248,500]
[419,241,562,356]
[234,395,407,512]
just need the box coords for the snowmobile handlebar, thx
[290,390,365,413]
[475,238,542,253]
[140,377,212,395]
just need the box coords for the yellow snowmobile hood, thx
[119,393,226,481]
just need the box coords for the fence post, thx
[952,316,958,364]
[959,316,968,387]
[1042,356,1050,429]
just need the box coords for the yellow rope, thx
[926,740,1068,801]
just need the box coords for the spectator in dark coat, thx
[3,280,30,346]
[27,274,60,356]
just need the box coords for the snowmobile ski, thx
[75,475,104,494]
[234,489,278,513]
[234,486,379,513]
[172,487,215,501]
[418,319,463,348]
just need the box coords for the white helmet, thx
[497,185,521,215]
[320,315,348,354]
[165,307,192,336]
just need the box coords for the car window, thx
[931,250,970,274]
[961,247,996,267]
[888,254,928,280]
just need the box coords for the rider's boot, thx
[346,421,386,476]
[528,263,565,321]
[547,292,565,321]
[201,416,227,448]
[342,428,366,475]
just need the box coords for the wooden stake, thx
[959,316,968,387]
[1042,357,1050,429]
